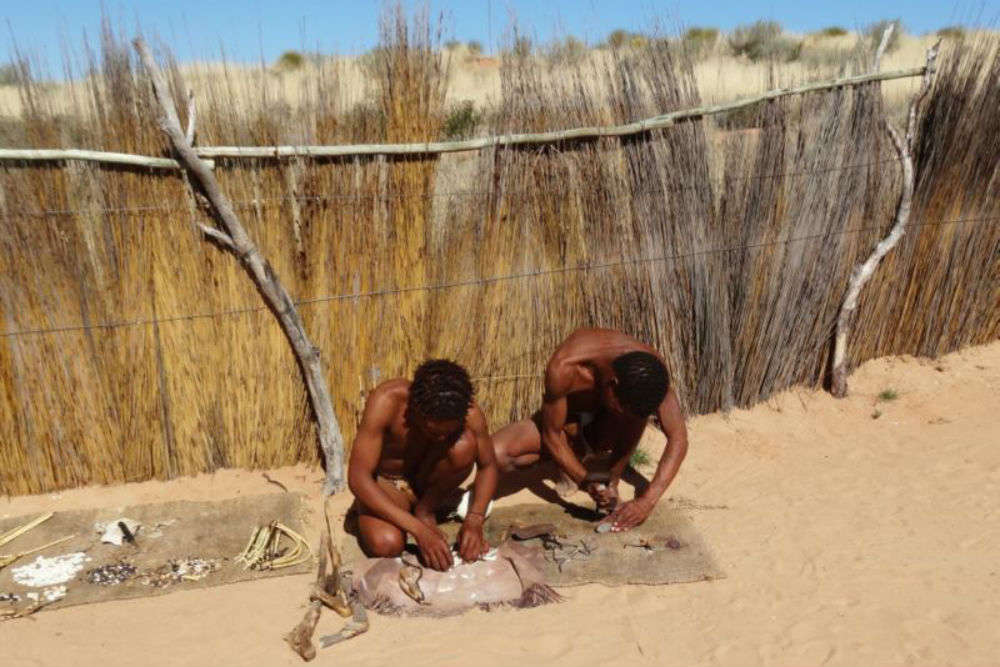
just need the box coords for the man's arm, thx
[465,408,498,517]
[540,369,589,485]
[642,387,688,503]
[457,407,499,561]
[346,391,433,540]
[608,387,688,530]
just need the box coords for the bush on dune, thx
[864,19,904,52]
[728,21,802,62]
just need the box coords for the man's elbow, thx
[347,467,366,497]
[671,437,689,462]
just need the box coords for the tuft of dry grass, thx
[0,15,996,495]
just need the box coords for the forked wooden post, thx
[133,38,347,493]
[830,35,941,398]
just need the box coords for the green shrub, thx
[877,388,899,401]
[628,34,648,48]
[817,26,848,37]
[275,50,305,70]
[442,100,481,139]
[605,29,630,49]
[507,36,533,59]
[936,26,966,41]
[864,19,904,53]
[466,40,483,55]
[545,36,588,66]
[682,26,719,59]
[444,40,461,50]
[602,29,647,49]
[630,447,651,467]
[0,61,24,86]
[728,20,802,62]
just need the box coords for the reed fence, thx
[0,15,996,495]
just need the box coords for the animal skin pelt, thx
[352,539,562,617]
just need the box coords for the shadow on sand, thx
[492,462,652,522]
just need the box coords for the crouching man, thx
[492,328,688,532]
[348,359,498,571]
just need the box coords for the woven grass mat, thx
[341,502,723,588]
[0,492,312,614]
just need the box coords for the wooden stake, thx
[830,39,940,397]
[133,38,347,492]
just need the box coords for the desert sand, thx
[2,341,998,667]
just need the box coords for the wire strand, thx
[1,214,994,339]
[6,156,903,218]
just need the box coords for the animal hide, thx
[352,540,561,616]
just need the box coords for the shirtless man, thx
[347,359,498,571]
[492,328,688,532]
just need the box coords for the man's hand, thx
[414,525,453,571]
[606,497,654,532]
[584,482,619,513]
[457,514,489,563]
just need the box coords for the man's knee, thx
[364,527,405,557]
[491,419,539,473]
[493,440,515,473]
[449,435,477,471]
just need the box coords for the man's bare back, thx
[348,360,498,571]
[493,328,688,531]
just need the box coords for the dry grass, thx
[0,15,997,495]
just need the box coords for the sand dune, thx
[2,341,998,666]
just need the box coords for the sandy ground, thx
[2,342,998,667]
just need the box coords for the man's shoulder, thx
[364,379,409,417]
[543,356,580,397]
[465,401,489,431]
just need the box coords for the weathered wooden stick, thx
[830,41,940,398]
[873,23,895,73]
[284,540,327,662]
[194,67,927,158]
[197,223,237,251]
[319,577,370,648]
[184,89,196,145]
[284,528,358,661]
[1,66,926,168]
[0,512,52,549]
[133,37,347,492]
[284,158,307,269]
[0,148,213,170]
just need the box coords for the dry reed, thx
[0,14,996,495]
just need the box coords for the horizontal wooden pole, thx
[197,66,927,158]
[0,66,925,168]
[0,148,214,170]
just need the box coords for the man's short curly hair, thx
[408,359,474,421]
[611,351,669,418]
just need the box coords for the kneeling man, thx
[348,359,498,571]
[493,328,688,532]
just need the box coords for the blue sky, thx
[3,1,995,75]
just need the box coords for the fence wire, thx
[1,214,994,340]
[5,155,905,218]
